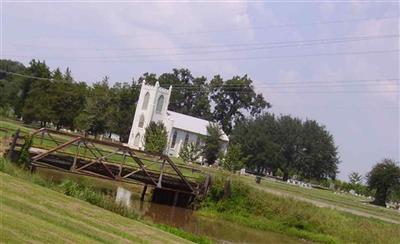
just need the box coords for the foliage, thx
[231,114,339,181]
[106,81,139,142]
[201,176,400,244]
[299,119,339,181]
[1,58,270,142]
[231,113,281,174]
[76,78,112,137]
[346,172,368,195]
[179,142,201,164]
[149,222,211,244]
[367,158,400,206]
[144,121,168,154]
[203,123,222,165]
[141,69,212,120]
[222,144,244,172]
[210,74,270,134]
[0,60,27,113]
[17,135,33,167]
[349,172,363,185]
[50,81,87,130]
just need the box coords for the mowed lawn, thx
[0,172,191,243]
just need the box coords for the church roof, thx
[167,110,229,141]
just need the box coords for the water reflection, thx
[120,186,301,244]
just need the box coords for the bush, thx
[367,158,400,206]
[17,135,33,167]
[144,121,168,154]
[203,123,222,165]
[179,142,201,163]
[221,144,244,172]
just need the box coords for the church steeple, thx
[127,81,172,149]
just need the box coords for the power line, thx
[11,34,398,52]
[7,49,399,63]
[1,70,397,94]
[10,34,398,60]
[26,15,398,40]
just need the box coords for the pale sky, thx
[2,1,399,180]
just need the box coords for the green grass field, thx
[236,175,400,224]
[0,172,191,243]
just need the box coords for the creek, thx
[38,168,302,243]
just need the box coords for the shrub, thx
[144,121,168,154]
[367,158,400,206]
[203,123,222,165]
[179,142,201,163]
[17,135,33,167]
[221,144,244,172]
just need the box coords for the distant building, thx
[127,82,229,158]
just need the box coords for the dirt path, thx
[252,184,400,225]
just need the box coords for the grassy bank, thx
[0,158,211,243]
[0,172,192,243]
[200,177,400,244]
[239,175,400,223]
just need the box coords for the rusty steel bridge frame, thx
[6,127,210,207]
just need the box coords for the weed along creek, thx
[37,167,300,243]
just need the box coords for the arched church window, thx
[134,133,140,146]
[142,92,150,110]
[156,95,164,114]
[195,136,201,147]
[171,130,177,148]
[138,115,145,128]
[184,133,190,145]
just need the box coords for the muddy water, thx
[37,168,302,243]
[132,200,301,244]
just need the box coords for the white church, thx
[127,82,229,157]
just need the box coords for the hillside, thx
[0,172,191,243]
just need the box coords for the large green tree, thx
[231,114,339,181]
[300,120,339,180]
[50,80,87,130]
[20,60,53,125]
[140,69,212,120]
[75,77,112,137]
[231,113,281,174]
[275,115,303,181]
[107,81,139,142]
[367,159,400,206]
[0,59,27,115]
[210,75,270,134]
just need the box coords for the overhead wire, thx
[1,70,397,94]
[6,49,399,63]
[24,15,398,40]
[11,33,398,52]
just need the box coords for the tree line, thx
[1,58,342,182]
[0,59,268,140]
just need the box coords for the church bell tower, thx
[127,81,172,149]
